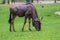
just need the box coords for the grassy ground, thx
[0,3,60,40]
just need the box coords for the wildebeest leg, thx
[9,14,13,32]
[28,17,32,31]
[10,15,16,32]
[10,23,12,32]
[12,15,16,32]
[10,19,13,32]
[22,16,27,32]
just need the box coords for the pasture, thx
[0,3,60,40]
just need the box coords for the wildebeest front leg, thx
[22,16,27,32]
[28,18,32,31]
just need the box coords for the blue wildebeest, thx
[8,4,42,32]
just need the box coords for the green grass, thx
[0,3,60,40]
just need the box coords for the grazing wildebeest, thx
[8,4,42,32]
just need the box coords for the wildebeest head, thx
[32,17,43,31]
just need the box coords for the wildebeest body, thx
[9,4,41,32]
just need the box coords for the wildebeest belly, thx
[17,11,26,17]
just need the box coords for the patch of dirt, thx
[55,11,60,15]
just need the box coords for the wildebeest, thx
[8,4,42,32]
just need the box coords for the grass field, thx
[0,3,60,40]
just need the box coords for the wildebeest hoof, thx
[13,30,16,32]
[22,30,24,32]
[10,30,12,32]
[10,30,13,32]
[29,29,32,31]
[10,29,12,32]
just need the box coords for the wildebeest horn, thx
[40,17,43,21]
[35,17,43,22]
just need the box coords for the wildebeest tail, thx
[8,13,11,24]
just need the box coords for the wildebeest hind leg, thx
[13,15,16,32]
[10,15,16,32]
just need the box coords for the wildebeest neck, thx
[32,7,38,21]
